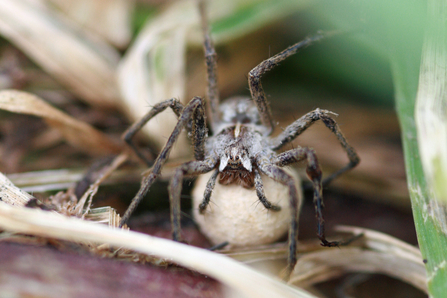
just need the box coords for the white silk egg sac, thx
[192,168,302,248]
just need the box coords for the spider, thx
[119,0,360,279]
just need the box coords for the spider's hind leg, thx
[274,147,359,248]
[257,157,301,280]
[122,98,184,166]
[119,97,207,227]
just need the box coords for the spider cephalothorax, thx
[211,97,269,188]
[120,0,360,280]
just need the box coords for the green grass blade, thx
[389,0,447,296]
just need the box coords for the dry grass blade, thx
[84,206,122,227]
[290,226,427,293]
[0,90,122,155]
[48,0,134,48]
[0,0,120,107]
[6,166,147,193]
[0,170,314,297]
[7,169,85,193]
[0,172,33,206]
[0,202,318,298]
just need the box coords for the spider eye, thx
[235,156,240,160]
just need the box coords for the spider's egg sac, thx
[192,168,302,247]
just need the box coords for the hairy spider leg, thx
[257,156,301,280]
[122,98,184,166]
[270,108,360,186]
[191,100,207,161]
[274,145,362,275]
[119,97,208,227]
[275,147,331,244]
[170,159,217,241]
[249,33,327,135]
[257,108,359,279]
[198,0,220,130]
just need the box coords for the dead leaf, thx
[0,90,122,155]
[223,226,427,294]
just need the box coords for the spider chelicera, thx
[119,0,360,279]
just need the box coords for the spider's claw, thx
[320,239,340,248]
[320,233,364,248]
[208,241,229,251]
[270,204,281,211]
[280,266,294,282]
[172,231,182,242]
[199,204,206,214]
[199,201,210,214]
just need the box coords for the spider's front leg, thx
[271,108,360,186]
[198,0,220,127]
[169,159,217,241]
[254,168,281,211]
[198,169,219,214]
[249,33,327,134]
[119,96,207,227]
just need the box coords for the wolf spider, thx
[119,0,360,278]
